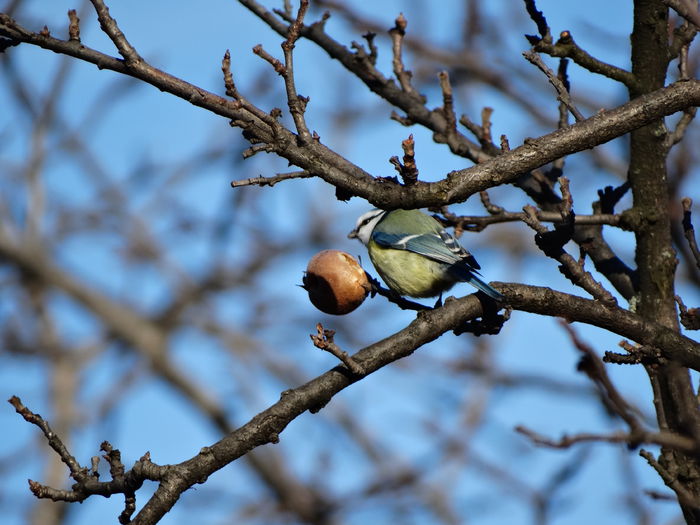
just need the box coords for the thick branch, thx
[2,14,699,208]
[9,226,700,524]
[501,284,700,371]
[628,2,700,521]
[131,283,700,523]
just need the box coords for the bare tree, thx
[1,1,700,524]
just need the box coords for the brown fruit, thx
[303,250,370,315]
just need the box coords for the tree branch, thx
[1,13,699,208]
[16,281,700,524]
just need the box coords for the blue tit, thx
[348,209,503,301]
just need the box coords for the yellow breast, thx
[368,243,456,298]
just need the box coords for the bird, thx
[348,208,503,301]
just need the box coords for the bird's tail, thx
[464,273,503,301]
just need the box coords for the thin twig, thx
[253,44,285,74]
[523,0,551,43]
[661,0,700,29]
[523,50,585,122]
[438,71,456,132]
[310,323,365,375]
[667,103,698,147]
[604,340,663,365]
[350,31,378,66]
[389,134,419,185]
[640,449,700,509]
[559,321,644,434]
[531,29,637,90]
[67,9,80,42]
[89,0,141,64]
[676,295,700,330]
[230,170,314,188]
[521,202,618,305]
[439,208,622,233]
[9,396,89,482]
[555,58,572,132]
[458,107,498,153]
[281,0,312,141]
[666,39,697,147]
[681,197,700,270]
[480,107,494,144]
[225,47,286,129]
[478,191,504,215]
[221,49,238,98]
[516,426,698,454]
[389,13,419,97]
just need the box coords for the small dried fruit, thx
[303,250,370,315]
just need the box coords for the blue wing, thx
[372,230,503,301]
[372,230,481,272]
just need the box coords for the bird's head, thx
[348,209,387,245]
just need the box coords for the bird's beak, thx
[348,229,358,239]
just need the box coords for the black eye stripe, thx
[361,215,379,226]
